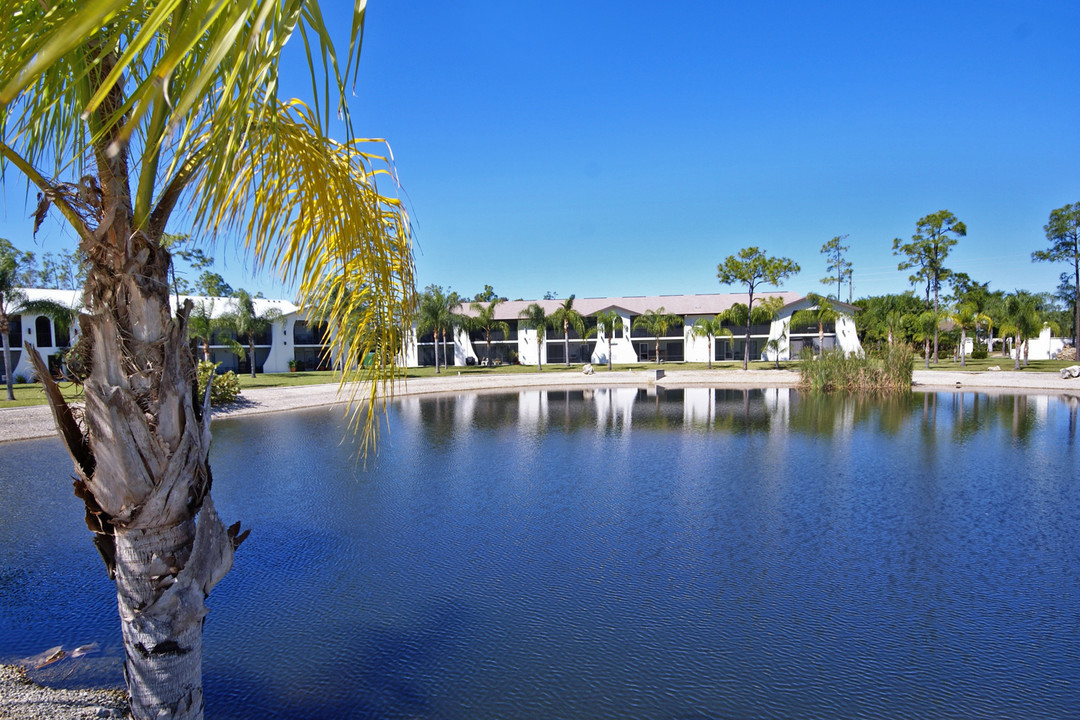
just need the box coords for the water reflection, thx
[1,388,1078,720]
[397,387,1079,446]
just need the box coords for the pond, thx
[1,388,1078,719]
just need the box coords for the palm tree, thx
[518,303,551,371]
[187,299,243,364]
[221,290,282,378]
[418,286,457,373]
[442,291,466,368]
[632,307,682,364]
[0,5,415,718]
[469,298,510,366]
[1003,291,1043,370]
[691,316,733,370]
[715,301,777,364]
[791,293,840,356]
[948,303,990,367]
[594,310,622,371]
[550,294,586,366]
[909,310,944,369]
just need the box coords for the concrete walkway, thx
[4,367,1080,444]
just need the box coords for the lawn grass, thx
[916,356,1076,373]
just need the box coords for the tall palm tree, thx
[791,293,840,356]
[691,316,733,370]
[442,290,466,368]
[593,309,622,371]
[715,301,777,364]
[186,299,243,364]
[469,297,510,366]
[948,303,991,367]
[518,303,552,371]
[550,294,586,366]
[0,5,415,718]
[221,290,282,378]
[1003,291,1043,370]
[632,307,682,364]
[418,286,456,373]
[909,310,945,369]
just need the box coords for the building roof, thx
[464,291,812,320]
[16,289,299,318]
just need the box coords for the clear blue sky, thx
[3,1,1078,303]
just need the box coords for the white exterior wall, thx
[262,314,294,373]
[834,314,863,355]
[1019,326,1066,361]
[683,316,711,363]
[590,313,638,365]
[517,328,544,367]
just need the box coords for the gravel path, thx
[0,665,127,719]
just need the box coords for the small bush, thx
[970,347,988,360]
[196,361,242,405]
[13,374,28,385]
[799,345,913,392]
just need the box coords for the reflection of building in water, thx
[593,387,638,429]
[517,390,548,429]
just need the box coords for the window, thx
[35,317,53,347]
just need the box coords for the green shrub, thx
[970,347,988,360]
[799,345,913,392]
[196,360,242,405]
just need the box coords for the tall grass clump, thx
[799,345,914,392]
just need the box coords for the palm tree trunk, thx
[1023,339,1029,367]
[707,337,713,370]
[818,322,824,355]
[29,237,244,720]
[606,338,612,371]
[1014,334,1021,370]
[536,339,542,372]
[486,334,492,366]
[924,338,930,369]
[564,321,570,366]
[2,323,14,401]
[201,340,211,363]
[433,330,440,373]
[248,336,256,378]
[960,330,967,366]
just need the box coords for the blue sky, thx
[3,1,1078,303]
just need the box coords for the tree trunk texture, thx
[28,231,245,720]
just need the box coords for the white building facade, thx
[3,290,864,382]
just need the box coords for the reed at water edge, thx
[798,345,914,392]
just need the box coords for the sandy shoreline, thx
[3,367,1080,445]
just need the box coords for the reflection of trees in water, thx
[787,392,916,438]
[406,389,1072,445]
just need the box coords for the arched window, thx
[35,316,53,348]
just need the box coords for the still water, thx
[1,388,1078,719]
